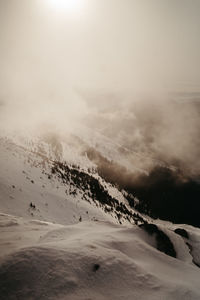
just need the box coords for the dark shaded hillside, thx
[128,167,200,227]
[86,147,200,227]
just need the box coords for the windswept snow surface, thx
[1,135,200,299]
[1,214,200,300]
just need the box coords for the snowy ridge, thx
[0,134,200,299]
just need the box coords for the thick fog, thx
[0,0,200,176]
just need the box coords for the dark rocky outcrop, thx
[140,223,176,258]
[174,228,189,239]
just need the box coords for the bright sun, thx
[48,0,85,14]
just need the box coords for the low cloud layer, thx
[83,93,200,177]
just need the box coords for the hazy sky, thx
[1,0,200,97]
[0,0,200,175]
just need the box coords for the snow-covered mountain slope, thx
[1,134,200,299]
[0,137,107,225]
[0,135,142,225]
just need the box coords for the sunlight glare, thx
[48,0,85,15]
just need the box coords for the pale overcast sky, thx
[0,0,200,97]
